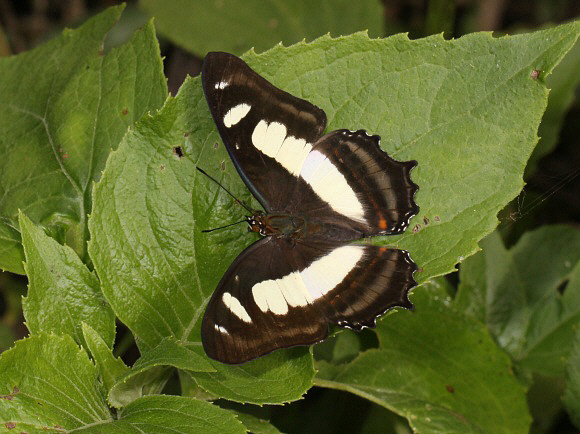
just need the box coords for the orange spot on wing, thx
[379,216,388,230]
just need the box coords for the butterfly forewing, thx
[202,52,326,212]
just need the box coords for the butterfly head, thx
[247,211,267,235]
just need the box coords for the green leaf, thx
[456,227,580,376]
[82,322,129,395]
[454,247,487,322]
[233,412,281,434]
[563,328,580,429]
[80,395,247,434]
[315,281,531,433]
[109,337,215,408]
[526,37,580,176]
[0,4,167,274]
[0,334,111,431]
[192,349,315,404]
[139,0,383,55]
[89,23,580,403]
[19,211,115,346]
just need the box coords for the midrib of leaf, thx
[22,362,105,423]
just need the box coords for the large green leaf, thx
[139,0,383,55]
[82,395,247,434]
[0,4,167,274]
[0,334,111,431]
[315,281,531,433]
[88,22,580,404]
[20,211,115,346]
[0,334,247,433]
[456,226,580,376]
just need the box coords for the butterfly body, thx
[200,52,419,364]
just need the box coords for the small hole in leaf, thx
[434,215,441,222]
[412,224,420,233]
[221,160,226,171]
[423,216,430,225]
[173,146,184,158]
[213,142,219,150]
[557,279,569,294]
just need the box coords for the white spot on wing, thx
[214,324,229,334]
[223,103,251,128]
[252,280,289,315]
[222,292,252,323]
[301,245,364,299]
[300,150,365,221]
[276,136,311,176]
[251,245,364,314]
[215,81,229,89]
[251,120,312,176]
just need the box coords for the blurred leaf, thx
[454,247,487,322]
[0,4,167,274]
[139,0,383,55]
[88,23,580,404]
[526,37,580,177]
[315,282,531,433]
[527,373,567,433]
[82,323,129,395]
[0,334,110,431]
[425,0,456,36]
[563,328,580,429]
[456,226,580,376]
[19,211,115,346]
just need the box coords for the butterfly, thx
[200,52,419,364]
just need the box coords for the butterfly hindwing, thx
[201,237,416,364]
[296,129,419,235]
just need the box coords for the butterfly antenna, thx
[196,166,253,213]
[201,219,247,233]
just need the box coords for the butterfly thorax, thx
[247,211,306,238]
[246,211,366,242]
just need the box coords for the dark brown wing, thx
[294,129,419,236]
[201,237,416,364]
[202,52,326,212]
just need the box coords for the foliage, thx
[1,3,579,433]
